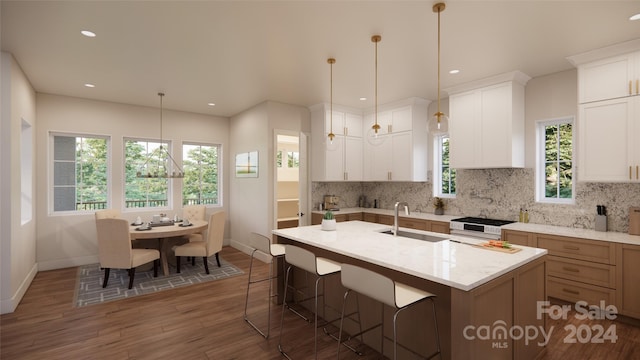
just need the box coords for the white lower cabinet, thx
[578,97,639,182]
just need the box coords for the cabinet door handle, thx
[563,245,580,251]
[344,127,348,136]
[562,288,580,295]
[637,165,639,180]
[388,124,392,133]
[636,79,639,95]
[344,172,348,181]
[562,266,580,273]
[630,166,633,180]
[630,80,633,95]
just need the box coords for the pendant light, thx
[136,92,184,178]
[427,2,449,135]
[367,35,385,146]
[326,58,339,151]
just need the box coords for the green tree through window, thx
[183,143,220,206]
[124,139,169,208]
[435,135,456,197]
[52,134,108,211]
[538,118,573,203]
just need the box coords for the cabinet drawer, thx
[547,256,616,289]
[398,217,427,231]
[347,212,363,221]
[363,213,377,223]
[334,214,348,222]
[502,230,535,247]
[377,214,394,226]
[429,221,450,234]
[537,235,615,264]
[547,277,616,308]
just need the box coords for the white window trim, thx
[535,117,575,205]
[49,131,111,215]
[432,134,456,199]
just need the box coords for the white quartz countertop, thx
[273,221,547,292]
[314,208,640,245]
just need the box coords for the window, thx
[183,143,220,206]
[52,134,109,212]
[433,135,456,197]
[537,118,574,203]
[124,139,169,208]
[287,151,299,168]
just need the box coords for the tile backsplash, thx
[312,168,640,233]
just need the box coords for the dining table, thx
[129,220,208,276]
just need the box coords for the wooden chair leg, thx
[191,257,195,266]
[153,259,158,277]
[102,268,111,288]
[203,257,210,274]
[215,253,221,267]
[128,268,136,289]
[177,256,181,273]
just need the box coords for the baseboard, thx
[230,239,271,263]
[1,262,38,314]
[38,255,99,271]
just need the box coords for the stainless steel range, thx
[449,217,515,240]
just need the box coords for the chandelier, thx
[427,2,449,135]
[136,92,185,178]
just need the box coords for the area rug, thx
[73,257,243,307]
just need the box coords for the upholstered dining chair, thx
[94,209,121,220]
[174,211,225,274]
[182,204,207,242]
[95,218,160,289]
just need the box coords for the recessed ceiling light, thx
[449,69,460,74]
[207,102,216,106]
[359,97,367,101]
[81,30,96,38]
[630,13,640,21]
[84,83,95,88]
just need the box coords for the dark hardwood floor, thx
[1,247,638,359]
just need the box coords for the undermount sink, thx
[379,230,448,243]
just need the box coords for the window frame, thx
[49,132,111,215]
[182,141,222,207]
[433,134,456,199]
[536,116,575,204]
[123,137,173,211]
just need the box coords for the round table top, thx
[129,219,208,239]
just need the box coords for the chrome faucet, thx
[394,202,410,236]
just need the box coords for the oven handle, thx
[450,229,500,240]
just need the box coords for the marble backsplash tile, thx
[312,168,640,233]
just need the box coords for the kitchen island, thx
[274,221,548,360]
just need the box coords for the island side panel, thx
[276,235,453,360]
[451,256,547,360]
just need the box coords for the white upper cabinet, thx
[446,71,530,169]
[578,97,639,182]
[569,39,640,182]
[310,104,363,181]
[568,39,640,104]
[363,99,430,181]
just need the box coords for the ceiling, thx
[2,1,639,117]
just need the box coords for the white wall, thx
[229,101,309,253]
[1,52,38,314]
[524,69,577,167]
[35,94,230,271]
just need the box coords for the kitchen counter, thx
[274,220,548,359]
[315,207,640,245]
[503,221,640,245]
[273,221,547,291]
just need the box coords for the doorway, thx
[275,132,308,228]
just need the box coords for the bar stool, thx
[243,232,286,339]
[337,263,441,360]
[278,245,341,360]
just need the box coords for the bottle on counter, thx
[519,208,524,222]
[524,209,529,223]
